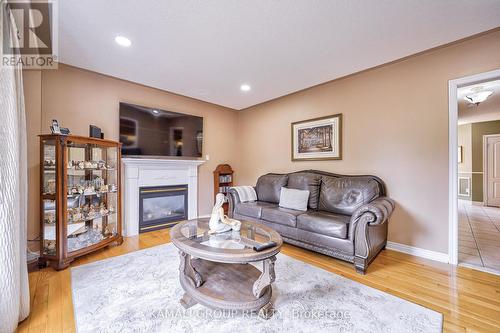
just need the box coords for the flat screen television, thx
[119,103,203,158]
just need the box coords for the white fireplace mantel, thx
[121,158,205,236]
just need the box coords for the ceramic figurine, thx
[83,186,95,195]
[97,160,106,169]
[221,214,241,232]
[110,184,117,192]
[73,207,83,221]
[77,161,85,170]
[100,184,108,193]
[84,161,93,169]
[46,179,56,194]
[46,241,56,251]
[99,203,108,216]
[45,212,55,224]
[87,205,96,219]
[108,204,115,213]
[209,193,233,233]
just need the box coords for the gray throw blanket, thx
[230,186,257,202]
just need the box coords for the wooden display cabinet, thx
[213,164,234,215]
[38,134,122,270]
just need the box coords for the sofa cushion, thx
[279,187,310,211]
[261,206,305,228]
[319,176,381,215]
[234,201,276,219]
[288,172,322,209]
[256,174,288,203]
[297,211,350,239]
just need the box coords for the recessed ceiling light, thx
[152,109,160,114]
[240,84,251,92]
[115,35,131,47]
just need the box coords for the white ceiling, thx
[59,0,500,110]
[458,79,500,125]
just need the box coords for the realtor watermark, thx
[150,302,351,323]
[1,0,58,69]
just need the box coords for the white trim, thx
[121,158,205,236]
[459,263,500,276]
[386,241,449,263]
[197,214,210,218]
[448,68,500,266]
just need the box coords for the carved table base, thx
[177,251,277,319]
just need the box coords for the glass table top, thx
[178,219,273,251]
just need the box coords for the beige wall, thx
[458,124,472,200]
[24,30,500,255]
[458,124,472,174]
[24,70,42,249]
[24,64,239,244]
[235,30,500,254]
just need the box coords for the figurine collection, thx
[44,202,115,224]
[43,159,115,170]
[66,177,117,196]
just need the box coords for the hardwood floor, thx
[18,228,500,333]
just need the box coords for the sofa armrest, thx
[349,197,395,274]
[227,188,242,218]
[350,197,395,229]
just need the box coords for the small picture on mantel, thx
[291,114,342,161]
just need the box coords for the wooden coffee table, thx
[170,218,283,319]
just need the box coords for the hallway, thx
[458,200,500,274]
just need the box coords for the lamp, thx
[464,90,493,106]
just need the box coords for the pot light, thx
[115,35,131,47]
[464,90,493,106]
[240,84,251,92]
[152,109,160,114]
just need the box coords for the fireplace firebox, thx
[139,185,188,233]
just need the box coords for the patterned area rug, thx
[71,244,442,333]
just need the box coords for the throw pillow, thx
[279,187,310,211]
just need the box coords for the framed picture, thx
[291,114,342,161]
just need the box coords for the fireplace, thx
[139,185,188,233]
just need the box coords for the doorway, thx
[449,69,500,274]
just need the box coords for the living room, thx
[2,1,500,332]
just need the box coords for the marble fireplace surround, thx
[122,158,205,237]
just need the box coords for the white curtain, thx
[0,1,31,332]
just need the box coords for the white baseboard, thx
[386,241,449,264]
[197,214,210,218]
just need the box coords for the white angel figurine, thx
[209,193,241,233]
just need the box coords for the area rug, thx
[71,244,442,333]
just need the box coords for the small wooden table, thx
[170,218,283,319]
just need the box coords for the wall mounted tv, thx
[119,103,203,158]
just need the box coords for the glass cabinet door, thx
[66,141,119,253]
[41,139,57,256]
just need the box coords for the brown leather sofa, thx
[228,170,395,274]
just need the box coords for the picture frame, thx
[291,114,342,161]
[50,119,61,134]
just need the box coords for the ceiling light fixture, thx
[240,84,251,92]
[152,109,160,114]
[464,90,493,106]
[115,35,132,47]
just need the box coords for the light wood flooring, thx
[18,228,500,333]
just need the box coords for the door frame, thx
[448,68,500,265]
[483,134,500,207]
